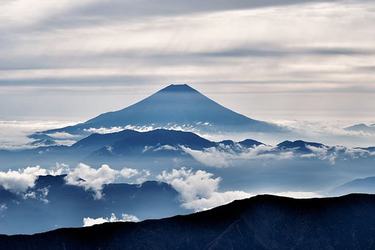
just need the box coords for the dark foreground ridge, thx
[1,194,375,250]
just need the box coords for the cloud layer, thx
[0,0,375,123]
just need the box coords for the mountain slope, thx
[1,194,375,249]
[73,129,217,153]
[330,176,375,196]
[34,84,284,138]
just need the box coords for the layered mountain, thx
[32,84,284,140]
[330,176,375,196]
[73,129,217,157]
[276,140,327,153]
[75,129,264,159]
[1,194,375,249]
[0,175,187,235]
[345,123,375,134]
[0,129,265,168]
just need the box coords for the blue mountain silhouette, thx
[0,175,185,234]
[33,84,284,139]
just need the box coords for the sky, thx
[0,0,375,124]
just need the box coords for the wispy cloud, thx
[0,1,374,122]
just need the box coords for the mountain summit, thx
[34,84,284,137]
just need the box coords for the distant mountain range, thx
[276,140,326,153]
[345,123,375,134]
[0,129,266,168]
[0,175,186,235]
[330,176,375,196]
[31,84,285,142]
[1,194,374,249]
[2,128,375,169]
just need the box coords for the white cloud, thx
[49,163,71,176]
[65,164,151,199]
[84,127,127,134]
[0,163,150,199]
[64,163,118,199]
[0,166,47,193]
[182,190,251,211]
[83,213,139,227]
[157,168,251,211]
[120,168,151,184]
[23,187,50,203]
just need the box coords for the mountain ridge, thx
[0,194,374,249]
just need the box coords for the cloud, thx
[0,120,75,149]
[23,187,50,203]
[0,166,47,193]
[65,163,151,199]
[83,213,139,227]
[84,124,208,135]
[84,127,127,134]
[0,204,7,213]
[181,145,294,167]
[157,168,251,211]
[0,0,98,28]
[1,1,375,124]
[64,163,118,199]
[120,168,151,184]
[279,120,375,148]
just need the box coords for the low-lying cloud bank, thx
[83,213,139,227]
[182,143,375,168]
[0,163,326,212]
[0,163,150,199]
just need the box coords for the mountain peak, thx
[34,83,285,136]
[159,84,197,93]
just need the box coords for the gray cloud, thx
[35,0,340,29]
[0,0,374,123]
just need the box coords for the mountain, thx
[0,129,265,168]
[74,129,217,155]
[0,175,187,235]
[32,84,284,140]
[238,139,264,147]
[1,194,375,249]
[344,123,375,134]
[330,176,375,196]
[277,140,326,153]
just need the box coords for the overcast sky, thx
[0,0,374,123]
